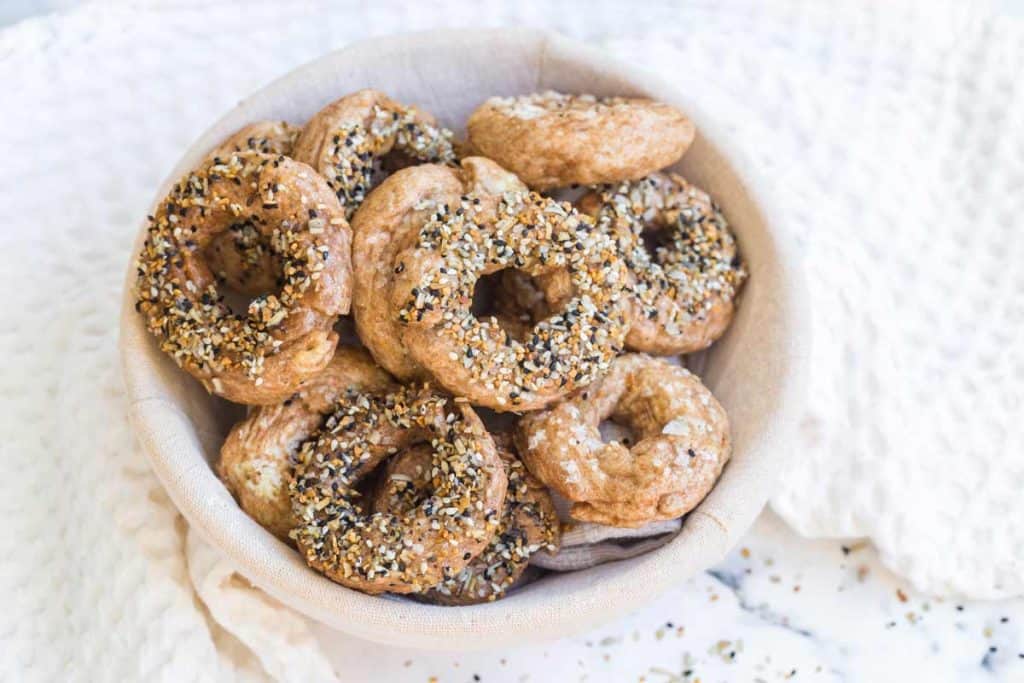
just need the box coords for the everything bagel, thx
[135,150,352,404]
[291,386,508,594]
[293,89,457,219]
[578,172,747,354]
[373,434,559,604]
[217,347,396,540]
[350,158,527,380]
[391,191,631,411]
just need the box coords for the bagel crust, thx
[578,173,747,354]
[135,150,353,405]
[293,89,456,219]
[205,121,303,294]
[391,191,630,411]
[373,434,559,604]
[291,387,508,594]
[466,91,694,190]
[515,354,730,527]
[218,347,396,540]
[350,158,527,380]
[209,120,301,159]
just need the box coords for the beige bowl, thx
[119,28,808,649]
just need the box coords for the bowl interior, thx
[120,28,806,649]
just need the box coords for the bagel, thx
[578,173,747,354]
[515,354,730,527]
[391,191,630,411]
[373,434,559,604]
[218,347,396,540]
[135,150,352,404]
[466,91,694,190]
[291,386,508,594]
[350,157,527,380]
[293,89,456,219]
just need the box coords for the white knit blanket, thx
[2,1,1021,680]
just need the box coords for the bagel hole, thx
[378,152,418,177]
[598,419,637,447]
[204,227,284,316]
[475,406,517,434]
[371,443,446,513]
[333,316,362,347]
[218,286,275,317]
[470,269,545,343]
[469,271,503,318]
[640,225,671,257]
[545,186,587,204]
[355,462,390,511]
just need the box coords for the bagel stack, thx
[135,88,747,603]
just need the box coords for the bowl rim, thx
[119,27,809,649]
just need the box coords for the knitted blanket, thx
[2,1,1020,680]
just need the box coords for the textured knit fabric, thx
[2,1,1021,680]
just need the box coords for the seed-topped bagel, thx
[390,191,631,411]
[135,150,352,404]
[373,433,559,604]
[218,347,396,540]
[350,158,527,380]
[293,89,457,219]
[291,386,508,594]
[578,172,747,354]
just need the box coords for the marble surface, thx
[312,511,1023,682]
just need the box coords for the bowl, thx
[119,28,808,650]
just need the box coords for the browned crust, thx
[210,121,301,159]
[217,347,396,540]
[135,151,353,405]
[515,354,730,527]
[466,92,694,190]
[373,436,559,604]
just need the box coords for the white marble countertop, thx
[312,511,1023,682]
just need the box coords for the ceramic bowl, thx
[120,28,808,649]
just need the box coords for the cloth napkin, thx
[3,1,1021,681]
